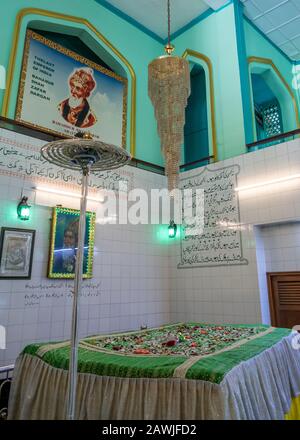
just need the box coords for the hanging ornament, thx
[148,0,190,192]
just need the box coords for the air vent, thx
[278,281,300,306]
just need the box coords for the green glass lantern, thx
[168,220,177,238]
[17,196,31,221]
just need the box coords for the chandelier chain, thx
[168,0,171,47]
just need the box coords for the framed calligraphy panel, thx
[179,165,248,268]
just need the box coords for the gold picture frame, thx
[48,206,96,279]
[16,29,128,147]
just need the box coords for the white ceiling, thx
[241,0,300,61]
[102,0,230,40]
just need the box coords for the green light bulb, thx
[168,220,177,238]
[17,197,31,221]
[20,206,30,220]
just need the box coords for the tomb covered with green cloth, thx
[22,322,290,383]
[8,322,300,420]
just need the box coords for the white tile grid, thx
[0,167,171,366]
[254,221,300,324]
[241,0,300,59]
[170,138,300,326]
[2,137,300,366]
[260,222,300,272]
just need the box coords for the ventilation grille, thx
[278,281,300,306]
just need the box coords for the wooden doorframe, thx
[267,271,300,327]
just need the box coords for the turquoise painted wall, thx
[243,19,300,137]
[244,20,295,91]
[0,0,164,165]
[252,74,278,106]
[184,66,209,165]
[251,73,283,140]
[173,3,247,161]
[0,1,299,166]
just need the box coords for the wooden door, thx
[267,272,300,329]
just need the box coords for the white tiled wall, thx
[0,165,171,366]
[260,222,300,273]
[170,138,300,326]
[1,132,300,366]
[255,221,300,324]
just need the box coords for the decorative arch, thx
[182,49,217,162]
[248,56,300,140]
[2,8,136,156]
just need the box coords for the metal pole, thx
[66,166,90,420]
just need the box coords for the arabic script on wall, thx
[179,165,248,268]
[0,128,133,191]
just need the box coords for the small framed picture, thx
[48,206,95,279]
[0,228,35,279]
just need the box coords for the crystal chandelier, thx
[148,0,190,192]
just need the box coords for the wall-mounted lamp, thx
[17,196,31,221]
[168,220,177,239]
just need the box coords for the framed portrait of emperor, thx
[48,206,96,279]
[16,30,127,148]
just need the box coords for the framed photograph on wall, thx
[0,228,35,279]
[48,206,96,279]
[16,29,127,147]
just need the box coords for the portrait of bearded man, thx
[53,219,79,275]
[58,67,97,128]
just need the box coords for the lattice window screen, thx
[261,101,282,137]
